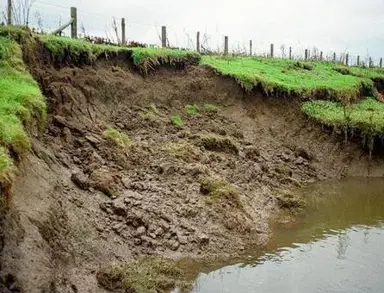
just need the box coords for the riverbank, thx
[1,28,384,293]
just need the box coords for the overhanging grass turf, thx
[302,97,384,134]
[201,56,374,99]
[0,36,46,180]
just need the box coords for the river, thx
[190,177,384,293]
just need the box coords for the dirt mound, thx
[1,53,382,292]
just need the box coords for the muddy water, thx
[191,178,384,293]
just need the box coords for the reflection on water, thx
[191,178,384,293]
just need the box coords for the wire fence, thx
[0,0,383,67]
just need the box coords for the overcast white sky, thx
[1,0,384,61]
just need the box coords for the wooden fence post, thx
[369,57,373,67]
[161,26,167,47]
[249,40,252,56]
[320,51,323,61]
[346,54,349,66]
[224,36,229,55]
[289,46,292,59]
[357,56,360,66]
[7,0,12,25]
[333,52,336,62]
[70,7,77,38]
[121,18,126,45]
[270,43,274,58]
[380,58,383,68]
[305,49,308,60]
[196,31,200,52]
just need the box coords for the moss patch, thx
[275,189,306,210]
[162,141,201,163]
[97,256,192,293]
[184,104,200,115]
[204,104,218,113]
[170,115,184,127]
[103,127,132,149]
[200,175,241,208]
[197,134,239,155]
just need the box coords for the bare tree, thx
[111,17,120,44]
[280,44,286,58]
[10,0,36,26]
[34,11,43,32]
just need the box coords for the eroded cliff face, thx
[1,52,382,293]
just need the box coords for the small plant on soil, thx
[97,256,192,293]
[197,134,239,155]
[204,104,218,113]
[275,189,306,210]
[162,141,201,163]
[103,127,132,149]
[184,104,200,115]
[200,175,242,208]
[140,104,159,121]
[170,115,184,127]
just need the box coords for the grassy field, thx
[302,98,384,134]
[202,56,375,100]
[0,35,46,190]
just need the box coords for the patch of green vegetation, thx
[184,104,200,115]
[349,66,384,80]
[197,134,239,155]
[131,47,201,73]
[97,256,192,293]
[204,104,218,113]
[275,189,306,210]
[302,97,384,134]
[0,25,31,41]
[201,56,374,100]
[170,115,184,127]
[0,36,46,193]
[103,127,132,149]
[140,104,159,121]
[200,175,241,208]
[162,141,201,163]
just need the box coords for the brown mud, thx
[1,50,384,292]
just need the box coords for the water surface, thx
[191,178,384,293]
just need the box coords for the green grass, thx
[103,127,132,149]
[184,104,200,115]
[302,97,384,134]
[202,56,374,100]
[200,175,241,208]
[39,35,200,71]
[0,36,46,189]
[170,115,184,127]
[204,104,218,113]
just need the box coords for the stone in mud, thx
[198,233,210,245]
[168,240,180,251]
[155,227,164,237]
[121,176,131,189]
[62,127,73,144]
[136,226,147,236]
[111,199,127,216]
[71,171,89,190]
[134,238,142,246]
[295,147,314,161]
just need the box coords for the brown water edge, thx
[177,177,384,292]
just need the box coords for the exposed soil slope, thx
[1,51,383,293]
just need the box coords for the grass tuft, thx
[204,104,218,113]
[103,127,132,149]
[170,115,184,127]
[184,104,200,115]
[197,134,239,155]
[200,175,241,208]
[97,256,192,293]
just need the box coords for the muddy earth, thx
[1,53,383,292]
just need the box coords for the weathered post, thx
[357,55,360,66]
[346,54,349,66]
[289,46,292,59]
[320,51,323,61]
[196,31,200,52]
[121,18,126,45]
[333,52,336,62]
[369,57,373,67]
[270,43,274,58]
[249,40,253,56]
[380,58,383,68]
[70,7,77,38]
[161,26,167,47]
[224,36,229,55]
[7,0,12,25]
[305,49,308,60]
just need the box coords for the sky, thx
[1,0,384,62]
